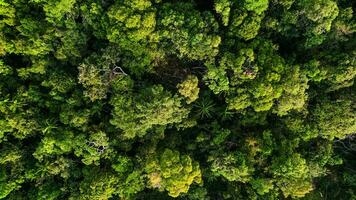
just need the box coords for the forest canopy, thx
[0,0,355,199]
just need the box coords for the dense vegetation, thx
[0,0,355,199]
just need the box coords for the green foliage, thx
[273,0,340,48]
[193,93,216,119]
[73,131,112,165]
[214,0,231,26]
[74,167,117,200]
[228,11,264,40]
[110,84,190,139]
[312,96,356,140]
[0,60,12,75]
[272,153,310,179]
[0,1,16,28]
[33,129,75,161]
[278,178,314,198]
[203,64,230,94]
[250,178,274,195]
[33,0,77,24]
[0,145,25,199]
[145,149,202,197]
[273,65,309,115]
[271,153,314,198]
[107,0,156,43]
[209,152,253,182]
[158,2,221,61]
[0,0,354,199]
[116,170,145,199]
[328,7,356,42]
[112,155,133,174]
[205,39,309,115]
[323,51,356,92]
[242,0,269,14]
[106,0,161,75]
[177,75,200,104]
[298,0,339,47]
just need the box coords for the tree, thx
[298,0,339,47]
[250,178,274,196]
[214,0,231,26]
[145,149,202,197]
[31,0,77,24]
[311,93,356,140]
[273,65,309,116]
[177,75,200,104]
[110,83,190,139]
[72,167,117,200]
[205,39,309,115]
[209,152,253,183]
[33,129,75,161]
[228,11,264,41]
[271,153,314,198]
[73,131,112,165]
[243,0,269,15]
[0,144,26,199]
[157,2,221,61]
[0,0,354,199]
[107,0,156,44]
[106,0,161,75]
[272,0,339,48]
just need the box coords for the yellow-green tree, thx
[145,149,202,197]
[177,75,200,104]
